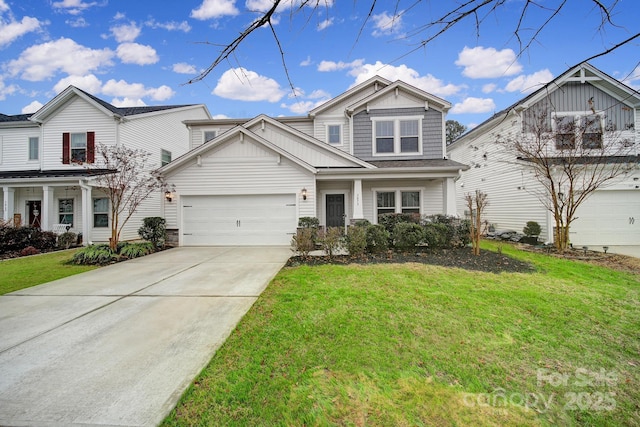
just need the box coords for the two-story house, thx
[0,86,211,244]
[158,76,468,246]
[448,62,640,248]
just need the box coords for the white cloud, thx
[308,89,330,99]
[66,17,88,27]
[350,61,463,97]
[211,113,229,119]
[0,77,17,101]
[191,0,239,20]
[371,11,403,37]
[110,97,147,107]
[8,38,114,81]
[53,74,103,94]
[0,16,43,47]
[245,0,275,12]
[317,17,333,31]
[455,46,522,78]
[52,0,99,15]
[282,100,316,114]
[145,19,191,32]
[482,83,497,94]
[172,62,197,74]
[111,22,141,42]
[213,68,285,102]
[116,43,158,65]
[505,69,553,93]
[450,97,496,114]
[113,12,126,20]
[317,59,364,72]
[0,0,9,13]
[102,79,175,101]
[22,100,43,114]
[300,56,311,66]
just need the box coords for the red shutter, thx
[62,133,70,164]
[87,131,95,163]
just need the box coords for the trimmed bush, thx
[138,217,166,250]
[0,226,57,254]
[57,232,77,249]
[378,213,420,236]
[298,217,320,229]
[352,219,371,227]
[120,242,154,259]
[523,221,542,237]
[365,224,390,254]
[20,246,40,256]
[345,225,367,257]
[423,223,449,249]
[71,244,118,265]
[393,222,425,251]
[291,227,316,257]
[318,226,344,257]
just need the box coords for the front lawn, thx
[164,244,639,426]
[0,249,97,295]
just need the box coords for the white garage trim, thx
[181,194,297,246]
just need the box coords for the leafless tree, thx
[498,104,636,252]
[188,0,639,88]
[88,144,166,251]
[465,189,488,255]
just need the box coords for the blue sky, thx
[0,0,638,128]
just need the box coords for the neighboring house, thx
[159,76,468,246]
[448,62,640,247]
[0,86,211,244]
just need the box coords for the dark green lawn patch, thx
[0,249,97,295]
[164,246,640,426]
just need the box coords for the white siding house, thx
[448,62,640,248]
[0,86,211,244]
[160,76,468,246]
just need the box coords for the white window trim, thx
[58,198,75,227]
[551,111,605,149]
[319,189,350,228]
[372,188,423,223]
[161,149,172,167]
[371,116,423,156]
[28,136,39,162]
[93,197,109,228]
[202,128,219,144]
[326,123,343,145]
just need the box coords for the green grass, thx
[164,243,639,426]
[0,249,97,295]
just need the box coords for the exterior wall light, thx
[165,191,173,202]
[301,188,307,201]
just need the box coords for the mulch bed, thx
[286,246,536,274]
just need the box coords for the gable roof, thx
[345,80,451,115]
[29,85,205,123]
[449,62,640,148]
[158,126,318,175]
[309,75,392,117]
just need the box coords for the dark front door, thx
[326,194,345,228]
[28,200,41,228]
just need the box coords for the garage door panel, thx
[182,195,297,246]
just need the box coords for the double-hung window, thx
[582,114,603,149]
[161,149,172,166]
[28,137,39,161]
[553,113,604,150]
[203,130,217,144]
[59,199,73,226]
[93,198,109,228]
[71,133,87,162]
[376,190,421,220]
[373,117,422,155]
[327,124,342,144]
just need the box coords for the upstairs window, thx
[327,124,342,144]
[28,137,39,161]
[204,130,217,143]
[372,117,422,155]
[161,149,172,166]
[582,114,603,149]
[62,132,95,164]
[553,113,603,150]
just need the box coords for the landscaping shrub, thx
[291,227,316,257]
[71,244,118,265]
[393,222,425,251]
[20,246,40,256]
[138,217,166,250]
[423,223,449,249]
[422,215,471,249]
[57,232,77,249]
[298,217,320,229]
[352,219,371,227]
[523,221,542,237]
[345,225,367,257]
[0,226,57,254]
[119,242,154,259]
[318,226,344,257]
[378,213,420,236]
[365,224,390,254]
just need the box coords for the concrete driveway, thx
[0,246,291,427]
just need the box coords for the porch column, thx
[352,179,364,220]
[3,186,15,225]
[42,185,55,231]
[443,177,457,216]
[80,183,92,246]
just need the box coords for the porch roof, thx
[0,169,115,181]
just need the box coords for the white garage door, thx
[181,194,297,246]
[570,190,640,246]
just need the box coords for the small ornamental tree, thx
[88,143,166,251]
[465,190,488,256]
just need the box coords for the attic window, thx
[204,130,217,143]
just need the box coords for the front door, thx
[326,194,345,228]
[27,200,41,228]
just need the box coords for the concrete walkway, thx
[0,246,291,427]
